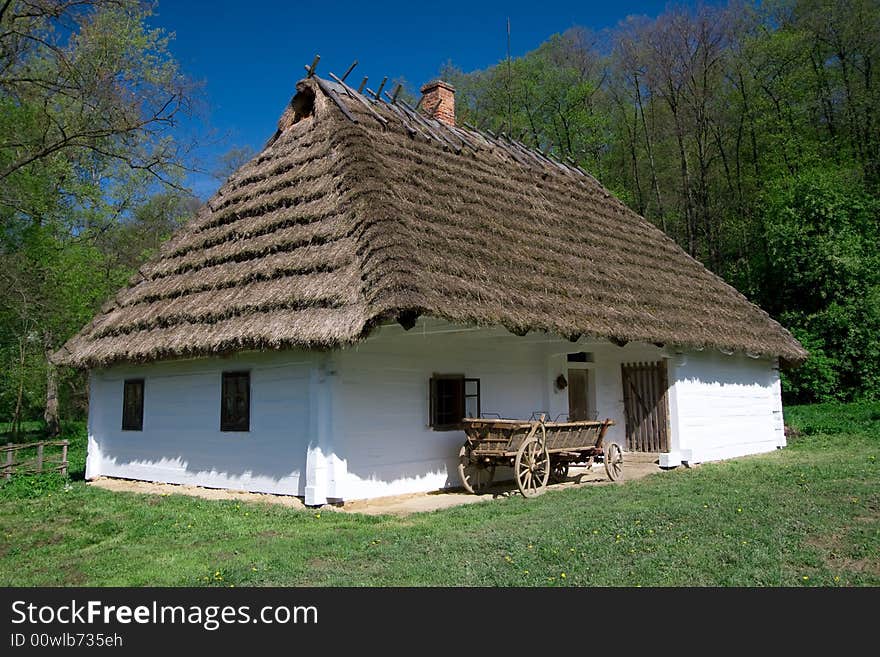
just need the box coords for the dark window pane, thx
[221,372,250,432]
[430,375,479,430]
[122,379,144,431]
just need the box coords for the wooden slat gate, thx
[621,361,670,452]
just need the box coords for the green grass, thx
[0,404,876,586]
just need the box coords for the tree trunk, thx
[635,74,665,230]
[43,334,60,438]
[628,104,645,215]
[11,338,25,441]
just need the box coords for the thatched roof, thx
[55,75,806,369]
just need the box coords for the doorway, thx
[566,352,596,421]
[621,361,670,452]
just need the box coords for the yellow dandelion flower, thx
[560,573,566,578]
[802,576,809,581]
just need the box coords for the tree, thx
[0,0,193,195]
[0,0,199,432]
[212,146,255,182]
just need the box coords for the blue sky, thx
[148,1,687,197]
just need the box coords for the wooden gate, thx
[621,361,670,452]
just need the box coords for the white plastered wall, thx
[324,319,666,501]
[663,350,785,466]
[84,318,787,503]
[86,350,314,496]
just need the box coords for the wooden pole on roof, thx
[329,72,388,126]
[314,76,358,123]
[306,54,320,78]
[358,76,368,93]
[374,76,388,100]
[380,93,422,138]
[396,99,459,151]
[341,60,358,81]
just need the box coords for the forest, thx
[1,0,878,436]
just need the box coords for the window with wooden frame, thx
[122,379,144,431]
[429,374,480,430]
[221,371,250,432]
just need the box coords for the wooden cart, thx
[458,416,620,497]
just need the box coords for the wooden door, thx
[567,369,589,421]
[621,361,670,452]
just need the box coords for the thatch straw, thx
[55,77,806,369]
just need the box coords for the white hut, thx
[55,74,806,504]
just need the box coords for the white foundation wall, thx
[327,320,665,501]
[86,350,314,495]
[666,351,785,465]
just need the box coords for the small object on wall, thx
[555,374,567,391]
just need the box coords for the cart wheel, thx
[549,461,570,484]
[514,429,550,498]
[605,443,623,481]
[458,443,495,494]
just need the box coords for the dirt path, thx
[342,452,663,515]
[89,452,664,517]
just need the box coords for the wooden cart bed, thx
[458,416,620,497]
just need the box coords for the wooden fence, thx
[2,440,69,479]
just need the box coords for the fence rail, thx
[2,440,69,479]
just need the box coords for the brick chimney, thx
[419,80,455,126]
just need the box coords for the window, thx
[567,352,594,363]
[122,379,144,431]
[221,371,250,432]
[429,375,480,430]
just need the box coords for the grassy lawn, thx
[0,403,877,586]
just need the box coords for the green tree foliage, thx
[446,0,880,403]
[759,168,880,401]
[0,1,199,432]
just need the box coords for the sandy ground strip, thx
[89,452,666,517]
